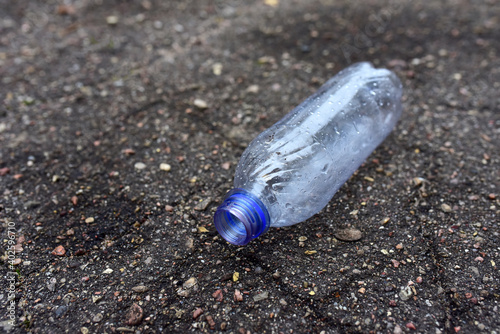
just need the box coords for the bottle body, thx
[215,62,403,245]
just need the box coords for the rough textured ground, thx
[0,0,499,333]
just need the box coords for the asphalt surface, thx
[0,0,499,333]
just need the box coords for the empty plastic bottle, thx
[214,62,403,245]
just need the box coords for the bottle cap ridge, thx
[214,188,270,245]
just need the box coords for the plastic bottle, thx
[214,62,403,245]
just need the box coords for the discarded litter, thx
[214,62,403,245]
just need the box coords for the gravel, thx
[0,0,498,333]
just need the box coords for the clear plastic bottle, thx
[214,62,403,245]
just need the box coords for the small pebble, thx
[438,49,448,56]
[219,273,232,282]
[51,245,66,256]
[193,99,208,109]
[388,59,408,68]
[0,167,11,176]
[57,5,76,15]
[153,20,163,29]
[335,228,362,241]
[441,203,452,213]
[92,313,103,323]
[213,289,223,302]
[102,268,113,274]
[92,295,102,303]
[106,16,118,25]
[159,163,171,172]
[234,289,243,302]
[183,277,197,289]
[406,322,416,330]
[85,217,94,223]
[124,303,143,325]
[47,278,56,291]
[134,162,146,170]
[54,305,68,318]
[206,315,215,330]
[246,84,259,93]
[193,308,203,319]
[197,226,209,233]
[194,198,211,211]
[399,286,413,301]
[131,285,148,293]
[212,63,223,76]
[253,291,269,302]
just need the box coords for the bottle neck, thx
[214,188,270,245]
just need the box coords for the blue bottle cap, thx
[214,188,270,245]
